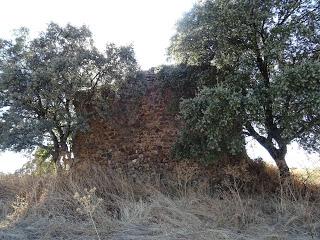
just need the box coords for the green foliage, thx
[173,85,244,162]
[155,64,218,112]
[0,23,138,166]
[170,0,320,66]
[170,0,320,175]
[17,147,55,175]
[87,69,147,124]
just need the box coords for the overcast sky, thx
[0,0,319,173]
[0,0,196,69]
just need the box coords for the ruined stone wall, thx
[73,72,180,171]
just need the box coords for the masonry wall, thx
[73,72,180,171]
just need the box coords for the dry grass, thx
[292,168,320,185]
[0,162,320,240]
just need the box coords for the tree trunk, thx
[51,145,64,174]
[263,142,290,179]
[274,156,290,179]
[245,123,291,179]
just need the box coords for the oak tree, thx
[0,23,137,169]
[170,0,320,177]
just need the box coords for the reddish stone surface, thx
[73,72,180,169]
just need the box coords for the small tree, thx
[0,23,138,169]
[169,0,320,177]
[17,147,55,175]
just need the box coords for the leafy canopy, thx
[169,0,320,176]
[0,23,138,166]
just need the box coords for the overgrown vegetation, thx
[17,147,56,176]
[0,1,320,238]
[169,0,320,177]
[155,64,217,113]
[0,23,139,169]
[1,163,320,240]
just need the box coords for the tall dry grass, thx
[0,161,320,240]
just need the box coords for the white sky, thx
[0,0,196,69]
[0,0,319,173]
